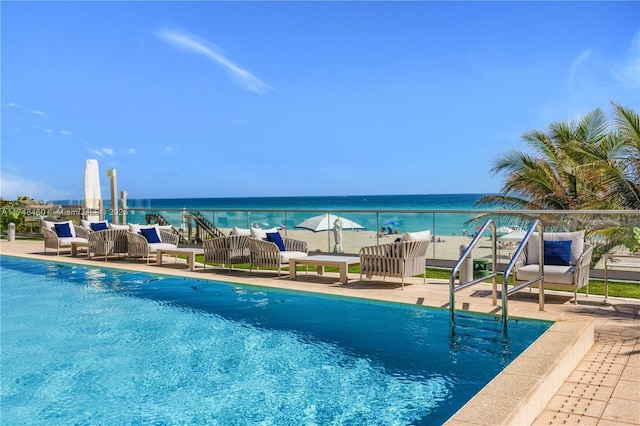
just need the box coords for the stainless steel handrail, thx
[501,219,545,326]
[449,219,498,322]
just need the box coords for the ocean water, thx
[125,193,488,211]
[109,193,495,236]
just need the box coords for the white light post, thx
[106,169,118,224]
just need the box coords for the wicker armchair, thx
[359,238,431,289]
[75,227,91,239]
[87,229,129,261]
[126,230,179,264]
[203,235,251,271]
[249,236,308,276]
[513,231,593,303]
[42,221,89,255]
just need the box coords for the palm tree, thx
[607,102,640,209]
[475,107,610,229]
[475,103,640,252]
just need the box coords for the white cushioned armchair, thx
[359,230,431,289]
[203,235,252,271]
[513,230,593,303]
[87,228,129,261]
[42,220,89,255]
[249,234,308,276]
[126,226,179,264]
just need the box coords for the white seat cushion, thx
[401,230,431,242]
[108,223,129,230]
[147,243,177,253]
[48,220,77,237]
[527,231,584,266]
[280,251,308,264]
[250,227,278,240]
[230,227,251,236]
[57,237,89,247]
[516,263,575,285]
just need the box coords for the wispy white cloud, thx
[156,29,273,95]
[0,172,70,200]
[60,130,72,136]
[87,148,104,157]
[31,110,48,118]
[568,49,592,91]
[613,31,640,90]
[43,128,53,134]
[128,148,137,155]
[86,147,115,157]
[164,146,174,154]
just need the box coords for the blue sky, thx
[2,1,639,202]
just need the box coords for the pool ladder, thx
[449,219,545,327]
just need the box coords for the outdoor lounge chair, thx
[359,230,431,289]
[126,227,179,264]
[42,220,89,255]
[87,228,129,261]
[203,235,251,271]
[249,233,308,277]
[513,230,594,303]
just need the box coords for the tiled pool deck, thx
[2,240,638,425]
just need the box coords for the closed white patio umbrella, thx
[84,159,102,221]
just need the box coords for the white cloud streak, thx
[156,29,273,94]
[568,49,592,91]
[86,147,115,157]
[0,172,70,200]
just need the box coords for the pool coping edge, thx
[443,316,594,425]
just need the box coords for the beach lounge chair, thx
[513,230,593,303]
[203,235,251,271]
[41,220,89,255]
[126,225,179,264]
[359,230,431,289]
[249,233,308,277]
[87,228,129,261]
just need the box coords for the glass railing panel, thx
[64,207,640,275]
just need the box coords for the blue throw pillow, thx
[140,227,162,244]
[54,222,73,238]
[266,232,286,251]
[90,222,108,231]
[544,240,572,266]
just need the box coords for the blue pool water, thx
[1,256,552,425]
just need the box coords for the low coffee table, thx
[289,255,360,285]
[71,241,89,257]
[156,247,205,271]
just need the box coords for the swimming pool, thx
[1,256,552,425]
